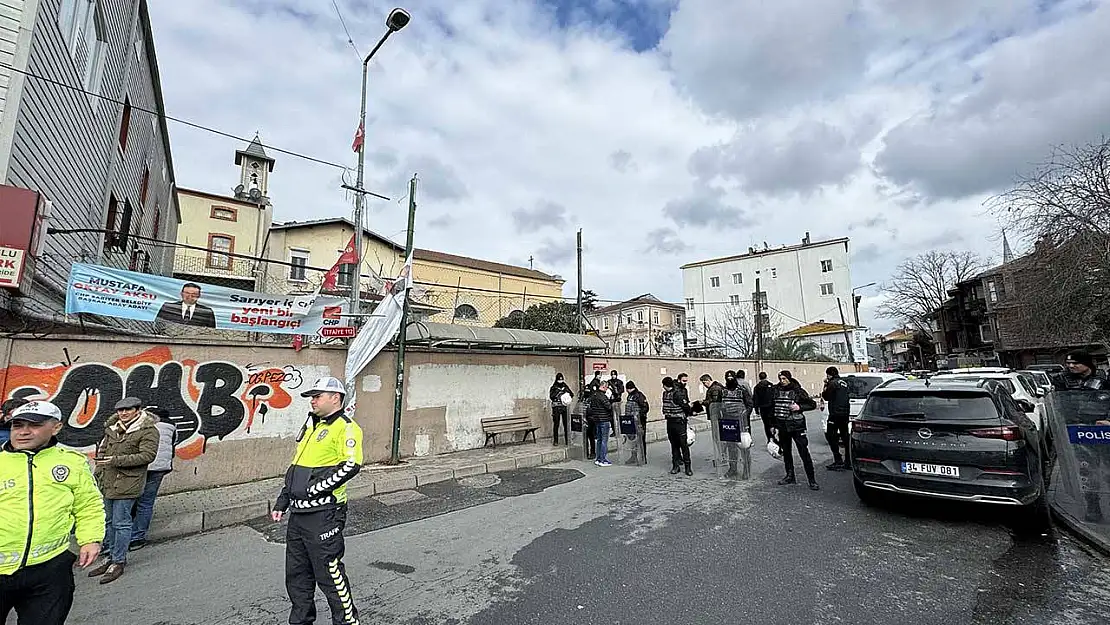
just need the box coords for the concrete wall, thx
[0,335,849,494]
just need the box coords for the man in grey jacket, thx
[129,407,176,551]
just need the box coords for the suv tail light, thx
[968,426,1021,441]
[852,421,887,432]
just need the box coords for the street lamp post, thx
[851,282,877,327]
[351,8,411,316]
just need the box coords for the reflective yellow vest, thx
[0,442,105,576]
[277,411,364,512]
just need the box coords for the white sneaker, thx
[600,461,613,467]
[594,460,603,466]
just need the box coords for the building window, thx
[603,316,610,331]
[637,338,647,354]
[210,206,238,222]
[687,318,696,331]
[636,310,644,323]
[732,272,742,284]
[685,298,694,311]
[820,259,833,273]
[151,204,161,239]
[820,283,834,296]
[625,314,633,325]
[979,323,993,342]
[753,291,768,311]
[118,97,131,151]
[58,0,82,45]
[207,234,233,269]
[832,342,847,358]
[139,167,150,207]
[337,263,355,288]
[116,200,134,251]
[622,340,630,355]
[289,251,309,281]
[103,194,118,251]
[81,3,106,98]
[709,276,720,288]
[454,304,479,320]
[770,267,778,278]
[653,310,660,324]
[987,280,998,303]
[729,294,740,306]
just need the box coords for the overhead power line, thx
[0,62,356,172]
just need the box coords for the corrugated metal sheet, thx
[406,321,605,351]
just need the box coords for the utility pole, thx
[755,277,764,374]
[837,297,857,369]
[576,229,584,391]
[389,174,417,465]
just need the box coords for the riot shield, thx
[716,399,753,479]
[616,407,648,466]
[1044,390,1110,540]
[569,399,590,460]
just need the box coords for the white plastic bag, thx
[767,440,782,460]
[560,392,572,406]
[740,432,753,449]
[686,427,696,446]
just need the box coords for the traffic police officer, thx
[0,401,105,625]
[272,377,365,625]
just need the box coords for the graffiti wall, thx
[0,344,331,459]
[0,337,355,492]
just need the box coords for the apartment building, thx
[0,0,177,329]
[681,234,854,349]
[585,294,684,356]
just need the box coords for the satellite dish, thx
[249,187,262,200]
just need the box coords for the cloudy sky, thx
[148,0,1110,332]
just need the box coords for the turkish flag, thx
[321,234,359,291]
[351,122,364,153]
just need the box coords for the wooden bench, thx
[481,415,539,447]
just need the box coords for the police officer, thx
[721,370,754,478]
[0,401,105,625]
[663,375,694,476]
[272,377,364,625]
[821,366,852,471]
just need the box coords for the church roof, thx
[234,133,275,171]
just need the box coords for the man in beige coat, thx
[87,397,158,584]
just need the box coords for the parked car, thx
[942,372,1045,430]
[1025,364,1065,374]
[820,372,906,432]
[851,378,1049,531]
[1019,370,1053,396]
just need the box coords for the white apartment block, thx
[680,234,855,349]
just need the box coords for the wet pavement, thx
[53,415,1110,625]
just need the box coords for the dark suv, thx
[851,378,1049,528]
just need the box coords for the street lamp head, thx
[386,8,411,32]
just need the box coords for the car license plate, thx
[901,462,959,478]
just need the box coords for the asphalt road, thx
[48,413,1110,625]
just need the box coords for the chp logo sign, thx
[0,246,26,288]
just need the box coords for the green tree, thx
[764,337,835,362]
[493,290,597,332]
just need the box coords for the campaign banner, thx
[65,263,351,336]
[1067,425,1110,445]
[718,418,742,443]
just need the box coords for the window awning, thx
[405,321,606,351]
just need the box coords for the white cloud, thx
[149,0,1108,332]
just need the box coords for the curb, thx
[149,447,569,542]
[1051,502,1110,557]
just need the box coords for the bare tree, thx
[876,251,985,331]
[703,305,784,358]
[988,139,1110,346]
